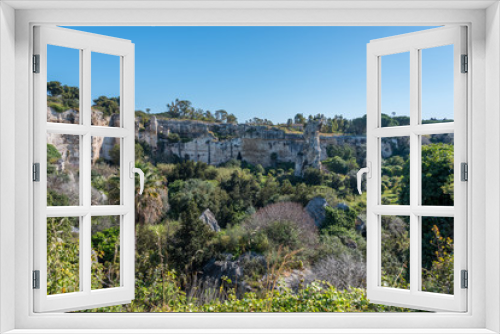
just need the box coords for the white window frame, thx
[33,26,136,313]
[1,1,499,333]
[365,26,468,312]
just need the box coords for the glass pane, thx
[381,136,410,205]
[91,52,121,127]
[421,45,454,124]
[381,215,410,289]
[47,134,80,206]
[91,136,120,205]
[91,216,121,290]
[421,133,454,206]
[381,52,410,127]
[47,217,80,295]
[421,216,454,294]
[47,45,80,124]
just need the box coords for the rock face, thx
[135,117,367,168]
[305,197,328,227]
[199,209,220,232]
[295,118,324,176]
[46,108,373,173]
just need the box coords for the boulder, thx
[199,208,220,232]
[305,197,328,227]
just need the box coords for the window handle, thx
[357,162,372,194]
[129,162,144,195]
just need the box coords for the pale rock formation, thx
[47,107,79,124]
[199,208,220,232]
[305,197,328,227]
[295,118,324,176]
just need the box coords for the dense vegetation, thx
[46,88,455,312]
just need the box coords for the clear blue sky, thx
[49,26,454,123]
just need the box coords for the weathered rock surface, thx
[295,118,324,176]
[199,208,220,232]
[46,108,374,174]
[305,197,328,227]
[136,117,367,168]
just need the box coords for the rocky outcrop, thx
[136,117,367,168]
[47,107,79,124]
[305,197,328,227]
[46,108,372,173]
[199,209,220,232]
[295,118,324,176]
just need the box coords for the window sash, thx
[366,26,468,312]
[33,25,136,313]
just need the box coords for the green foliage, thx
[93,96,120,116]
[422,225,454,294]
[380,216,410,289]
[167,133,181,143]
[169,201,216,273]
[399,143,454,206]
[47,189,70,206]
[109,144,121,166]
[323,206,357,231]
[47,81,79,111]
[47,217,79,295]
[326,143,355,159]
[46,93,457,313]
[92,227,120,263]
[303,168,323,185]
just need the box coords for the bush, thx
[312,253,366,290]
[167,133,181,143]
[243,202,318,254]
[303,168,323,185]
[48,102,67,113]
[323,206,357,231]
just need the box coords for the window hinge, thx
[461,270,468,289]
[461,162,468,181]
[461,54,468,73]
[33,270,40,289]
[33,163,40,182]
[33,54,40,73]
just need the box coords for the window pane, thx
[381,215,410,289]
[421,45,454,124]
[91,216,121,290]
[381,136,410,205]
[421,134,454,206]
[47,217,80,295]
[47,45,80,124]
[91,52,121,127]
[91,136,120,205]
[421,216,454,295]
[381,52,410,127]
[47,134,80,206]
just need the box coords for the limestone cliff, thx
[47,108,369,171]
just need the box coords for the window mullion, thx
[81,48,92,294]
[409,47,420,294]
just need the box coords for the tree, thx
[134,162,168,225]
[323,206,357,232]
[93,96,120,116]
[399,143,454,206]
[303,168,323,185]
[226,113,238,124]
[170,200,215,274]
[215,109,228,123]
[47,81,63,96]
[165,99,193,119]
[294,113,306,125]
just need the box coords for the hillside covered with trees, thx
[46,83,455,312]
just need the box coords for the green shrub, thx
[323,206,357,231]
